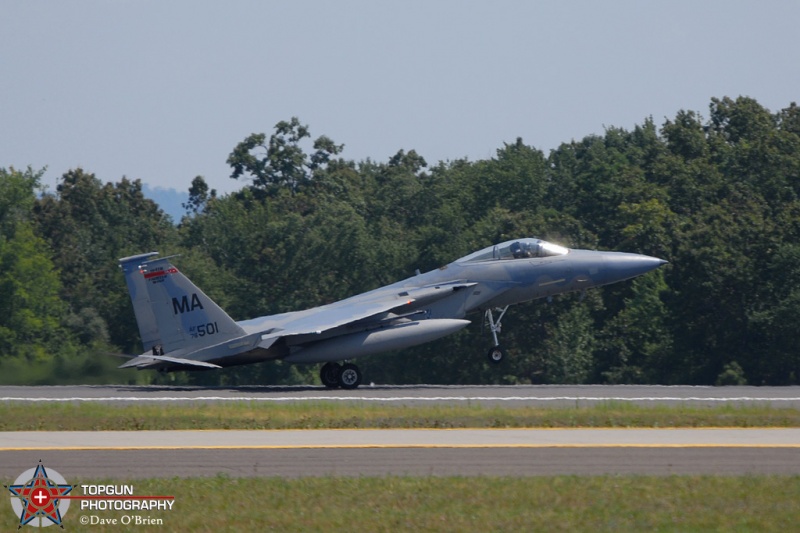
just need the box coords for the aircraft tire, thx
[320,362,341,388]
[487,346,504,365]
[338,363,362,390]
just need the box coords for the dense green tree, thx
[183,175,217,216]
[6,96,800,386]
[0,168,66,361]
[227,117,343,195]
[597,269,672,383]
[748,244,800,384]
[0,167,40,234]
[198,99,800,385]
[542,302,596,384]
[0,168,126,384]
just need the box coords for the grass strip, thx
[1,401,798,430]
[3,475,798,531]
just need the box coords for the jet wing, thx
[254,280,477,346]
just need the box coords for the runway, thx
[1,429,798,478]
[2,385,799,478]
[2,384,800,407]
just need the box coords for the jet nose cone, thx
[603,253,667,284]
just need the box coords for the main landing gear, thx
[484,306,509,365]
[320,361,363,390]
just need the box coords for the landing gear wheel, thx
[487,346,505,365]
[338,363,362,390]
[320,362,341,388]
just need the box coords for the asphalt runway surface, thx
[2,385,799,478]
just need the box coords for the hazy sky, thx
[4,1,798,195]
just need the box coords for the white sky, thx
[3,1,799,195]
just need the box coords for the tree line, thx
[2,96,799,385]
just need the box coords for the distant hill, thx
[141,184,189,223]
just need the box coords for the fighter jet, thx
[118,238,666,388]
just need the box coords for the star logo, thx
[6,461,73,528]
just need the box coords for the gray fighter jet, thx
[118,238,666,388]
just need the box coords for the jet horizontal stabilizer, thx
[119,354,222,369]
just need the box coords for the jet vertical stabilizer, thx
[134,255,245,355]
[119,252,161,353]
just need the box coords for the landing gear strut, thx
[484,306,509,365]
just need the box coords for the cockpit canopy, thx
[456,238,569,263]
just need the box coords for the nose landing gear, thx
[487,345,505,364]
[484,306,509,364]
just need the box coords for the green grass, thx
[1,401,798,430]
[4,403,797,531]
[3,475,799,532]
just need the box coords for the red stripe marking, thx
[143,267,178,279]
